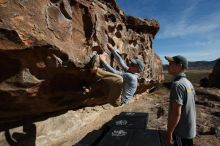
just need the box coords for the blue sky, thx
[116,0,220,63]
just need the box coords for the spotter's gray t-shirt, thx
[169,73,196,139]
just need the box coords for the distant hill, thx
[163,59,218,70]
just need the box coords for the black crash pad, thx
[97,128,163,146]
[107,112,149,129]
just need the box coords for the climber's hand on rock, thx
[99,52,108,63]
[107,44,114,51]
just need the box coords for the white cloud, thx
[160,23,220,39]
[184,38,220,49]
[117,0,220,62]
[158,1,220,39]
[159,47,220,64]
[156,37,220,50]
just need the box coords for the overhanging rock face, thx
[0,0,163,120]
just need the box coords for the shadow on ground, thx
[0,109,69,146]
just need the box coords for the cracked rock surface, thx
[0,0,163,120]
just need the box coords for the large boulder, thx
[0,0,163,121]
[209,58,220,88]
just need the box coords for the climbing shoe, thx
[85,54,98,69]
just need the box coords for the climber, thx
[165,55,196,146]
[96,45,144,106]
[85,44,145,106]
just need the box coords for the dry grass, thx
[163,69,212,85]
[155,69,212,97]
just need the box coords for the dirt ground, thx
[76,84,220,146]
[121,84,220,146]
[69,70,220,146]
